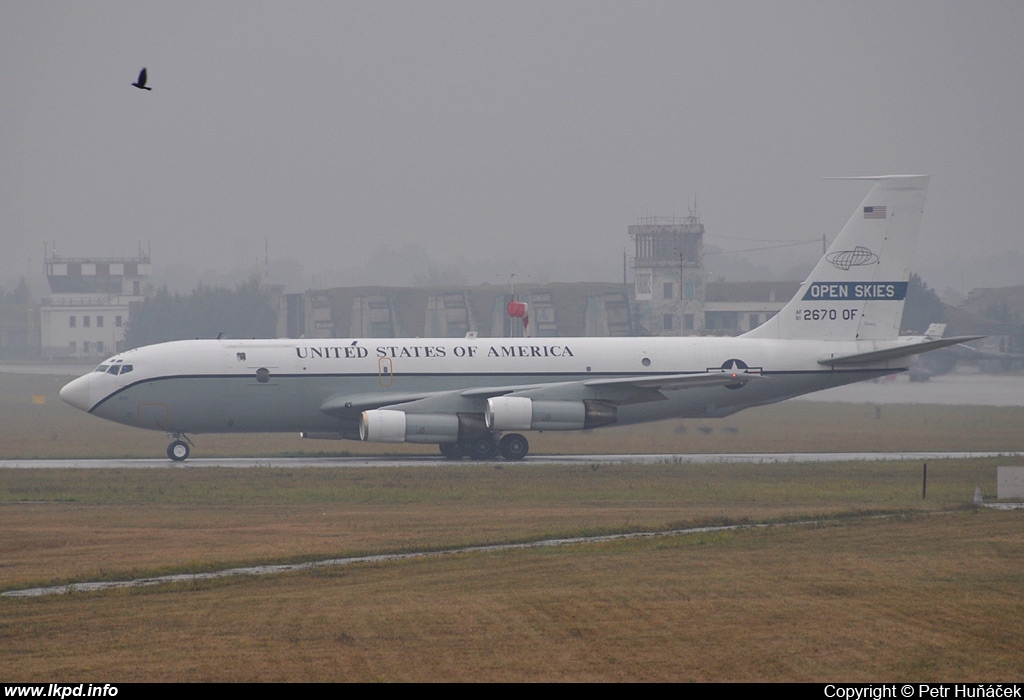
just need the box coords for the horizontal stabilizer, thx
[818,336,983,367]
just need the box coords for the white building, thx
[40,252,150,359]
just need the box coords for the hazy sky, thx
[4,1,1023,297]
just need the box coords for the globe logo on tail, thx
[826,246,878,270]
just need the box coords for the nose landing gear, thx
[166,434,194,462]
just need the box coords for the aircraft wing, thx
[320,371,764,417]
[581,372,763,391]
[320,391,447,416]
[817,335,984,367]
[479,372,765,406]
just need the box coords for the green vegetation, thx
[123,275,277,348]
[901,272,946,333]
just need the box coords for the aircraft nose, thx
[60,374,93,411]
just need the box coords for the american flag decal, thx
[863,205,887,219]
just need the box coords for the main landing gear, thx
[439,433,530,461]
[166,434,194,462]
[498,433,529,460]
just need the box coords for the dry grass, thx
[2,372,1023,681]
[0,459,998,586]
[2,460,1023,681]
[2,508,1022,681]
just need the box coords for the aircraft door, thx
[378,357,394,386]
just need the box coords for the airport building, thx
[628,209,787,336]
[629,212,706,335]
[276,209,785,340]
[39,249,151,359]
[279,283,635,340]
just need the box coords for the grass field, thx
[1,371,1023,681]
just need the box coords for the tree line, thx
[124,276,277,348]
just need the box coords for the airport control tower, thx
[39,245,151,358]
[629,208,705,335]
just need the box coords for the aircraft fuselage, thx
[61,335,900,436]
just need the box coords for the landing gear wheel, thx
[439,442,465,460]
[464,437,498,460]
[499,433,529,460]
[167,440,190,462]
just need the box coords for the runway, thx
[2,451,1022,470]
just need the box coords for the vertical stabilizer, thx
[743,175,929,341]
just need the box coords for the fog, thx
[3,1,1023,298]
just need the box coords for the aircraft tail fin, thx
[743,175,930,341]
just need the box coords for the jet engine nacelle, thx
[359,409,461,444]
[484,397,616,431]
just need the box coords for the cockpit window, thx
[97,363,133,376]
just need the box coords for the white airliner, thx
[61,175,976,461]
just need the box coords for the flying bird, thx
[132,68,152,91]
